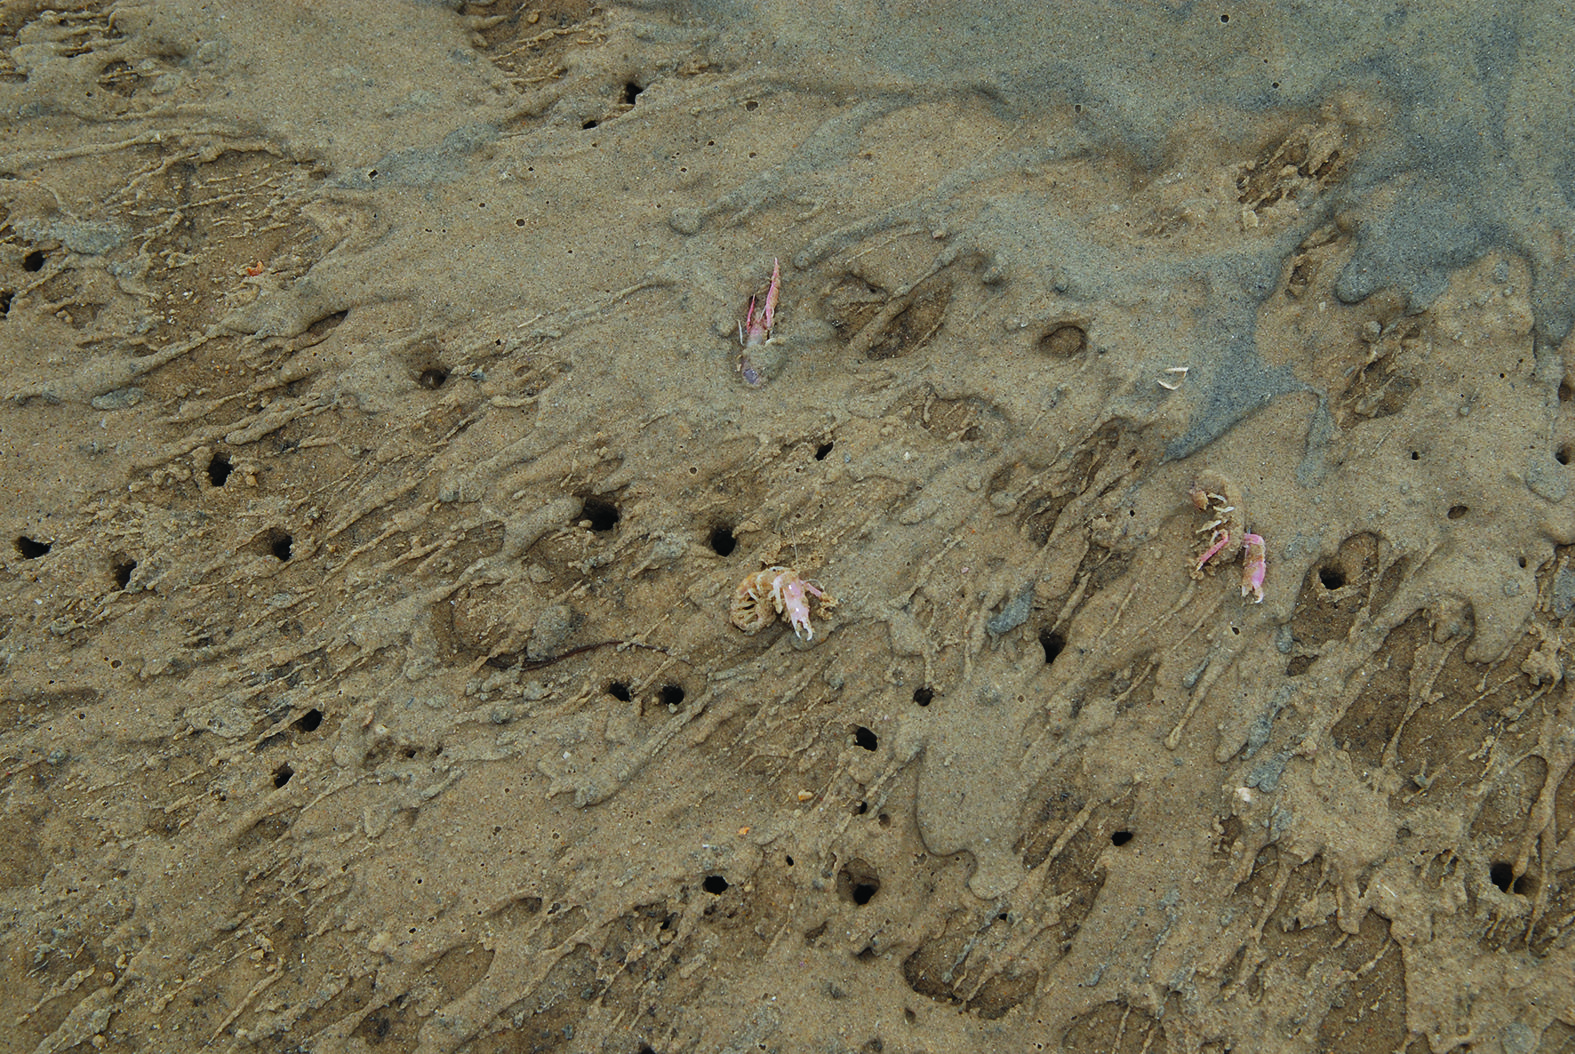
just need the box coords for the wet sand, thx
[2,2,1574,1052]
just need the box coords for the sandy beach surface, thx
[3,2,1575,1051]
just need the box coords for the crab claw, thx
[761,257,779,331]
[742,258,780,347]
[1241,532,1266,603]
[1195,528,1231,572]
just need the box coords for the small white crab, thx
[730,566,836,641]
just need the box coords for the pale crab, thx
[1188,477,1267,603]
[730,565,836,641]
[737,258,780,388]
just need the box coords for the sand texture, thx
[3,1,1575,1052]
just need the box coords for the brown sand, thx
[2,2,1574,1052]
